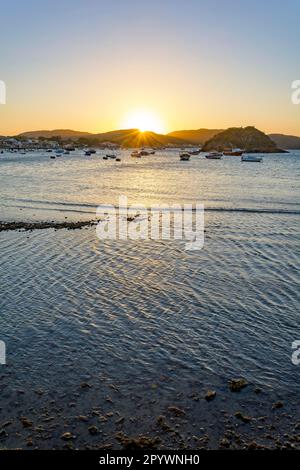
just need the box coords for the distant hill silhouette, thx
[17,128,186,147]
[19,129,92,139]
[269,133,300,149]
[94,129,185,147]
[15,127,299,150]
[202,126,285,153]
[167,128,223,144]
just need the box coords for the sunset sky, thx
[0,0,299,136]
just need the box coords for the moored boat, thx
[131,150,141,158]
[241,155,263,162]
[180,153,191,161]
[206,152,223,159]
[223,148,244,156]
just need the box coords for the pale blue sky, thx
[0,0,299,134]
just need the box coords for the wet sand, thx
[0,370,299,450]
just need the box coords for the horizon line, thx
[2,127,300,139]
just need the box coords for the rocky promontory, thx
[202,126,286,153]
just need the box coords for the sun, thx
[121,110,166,134]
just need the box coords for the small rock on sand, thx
[167,406,186,416]
[273,401,284,409]
[235,412,252,423]
[229,378,248,392]
[61,432,75,441]
[20,417,33,428]
[205,390,216,401]
[88,425,99,435]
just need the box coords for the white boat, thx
[189,148,201,155]
[131,150,141,158]
[206,152,223,159]
[241,155,263,162]
[180,153,190,161]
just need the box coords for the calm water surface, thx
[0,150,299,397]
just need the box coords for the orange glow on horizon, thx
[121,110,167,134]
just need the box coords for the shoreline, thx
[0,220,97,232]
[1,203,299,233]
[0,373,299,450]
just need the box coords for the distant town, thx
[0,136,120,152]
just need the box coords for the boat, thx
[223,149,244,156]
[106,154,116,159]
[85,151,91,156]
[50,156,56,159]
[116,158,121,162]
[206,152,223,159]
[140,150,149,156]
[189,149,201,155]
[180,153,191,161]
[131,150,141,158]
[103,156,108,160]
[88,149,96,154]
[241,155,263,162]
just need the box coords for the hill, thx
[17,128,186,147]
[15,127,297,150]
[18,129,93,139]
[269,133,300,149]
[167,128,223,145]
[202,126,285,153]
[93,129,185,147]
